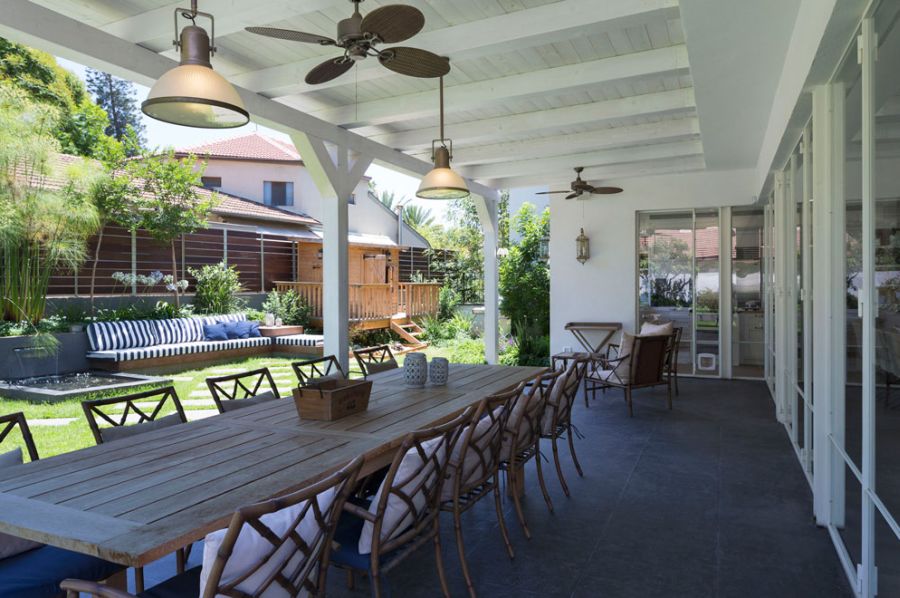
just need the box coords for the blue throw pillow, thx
[247,321,262,338]
[233,320,252,339]
[222,320,242,339]
[203,323,227,341]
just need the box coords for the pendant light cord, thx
[439,76,445,143]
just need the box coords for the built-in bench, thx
[87,314,324,371]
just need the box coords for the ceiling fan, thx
[536,167,623,200]
[245,0,450,85]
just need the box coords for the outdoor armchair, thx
[206,367,281,413]
[585,333,670,416]
[353,345,399,378]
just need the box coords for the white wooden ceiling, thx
[30,0,705,189]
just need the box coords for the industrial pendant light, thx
[142,0,249,129]
[417,76,469,199]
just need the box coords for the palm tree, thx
[403,204,435,229]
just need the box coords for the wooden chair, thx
[0,411,39,463]
[353,345,398,378]
[541,357,589,497]
[80,387,189,591]
[61,455,365,598]
[330,413,467,598]
[498,370,563,539]
[666,326,684,396]
[585,334,670,417]
[440,386,520,597]
[292,355,347,387]
[206,367,281,413]
[81,386,188,446]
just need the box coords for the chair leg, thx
[551,434,569,497]
[674,367,680,396]
[626,387,633,417]
[534,441,554,514]
[434,519,451,598]
[346,569,355,590]
[567,423,584,477]
[452,503,476,598]
[507,465,531,539]
[176,547,186,574]
[667,379,673,410]
[492,473,515,559]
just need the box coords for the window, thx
[264,181,293,207]
[201,176,222,189]
[349,193,356,205]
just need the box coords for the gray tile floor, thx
[139,378,853,597]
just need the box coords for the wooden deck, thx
[275,281,441,329]
[0,364,543,568]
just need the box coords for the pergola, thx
[0,0,702,369]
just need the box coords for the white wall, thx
[548,168,757,354]
[199,159,427,247]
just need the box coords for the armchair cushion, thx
[640,321,674,336]
[612,333,635,383]
[219,390,278,412]
[100,413,184,443]
[0,545,123,598]
[0,448,22,469]
[198,488,336,596]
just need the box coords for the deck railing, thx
[273,281,440,321]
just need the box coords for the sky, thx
[56,57,451,223]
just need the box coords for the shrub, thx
[261,290,311,328]
[349,326,395,349]
[419,314,450,343]
[437,284,460,321]
[447,312,478,340]
[447,338,486,364]
[94,300,192,322]
[189,261,245,315]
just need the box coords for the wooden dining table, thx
[0,363,544,569]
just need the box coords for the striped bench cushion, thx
[153,318,204,344]
[87,337,273,362]
[207,313,247,323]
[274,334,325,347]
[86,320,159,351]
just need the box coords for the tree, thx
[85,69,146,151]
[426,197,485,303]
[126,148,219,308]
[0,83,101,323]
[498,190,510,249]
[499,203,550,333]
[639,235,692,307]
[87,134,142,311]
[402,204,434,229]
[0,37,111,158]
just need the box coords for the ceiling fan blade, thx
[589,186,624,195]
[305,57,354,85]
[379,47,450,78]
[535,191,570,195]
[245,26,335,45]
[565,192,580,200]
[361,5,425,43]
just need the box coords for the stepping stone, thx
[190,390,212,397]
[29,418,76,427]
[171,376,194,382]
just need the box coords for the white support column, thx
[719,206,733,378]
[811,82,846,527]
[801,125,814,474]
[291,133,373,372]
[774,170,789,424]
[787,153,799,436]
[858,18,877,598]
[474,191,500,364]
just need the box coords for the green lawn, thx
[0,345,473,459]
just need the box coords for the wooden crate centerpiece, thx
[292,378,372,421]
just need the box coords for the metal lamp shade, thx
[576,228,590,264]
[142,26,249,129]
[416,146,469,199]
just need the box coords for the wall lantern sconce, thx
[576,228,590,264]
[539,235,550,263]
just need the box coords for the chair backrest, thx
[82,386,187,445]
[362,412,467,556]
[667,326,684,369]
[0,412,39,463]
[353,345,398,378]
[206,368,281,413]
[629,335,669,385]
[292,355,347,387]
[447,387,516,499]
[546,358,588,431]
[506,372,561,455]
[201,455,365,598]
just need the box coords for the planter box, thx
[0,332,90,381]
[292,378,372,421]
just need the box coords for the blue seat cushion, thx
[0,545,124,598]
[247,321,262,338]
[222,321,242,340]
[138,565,201,598]
[203,322,228,341]
[233,320,252,339]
